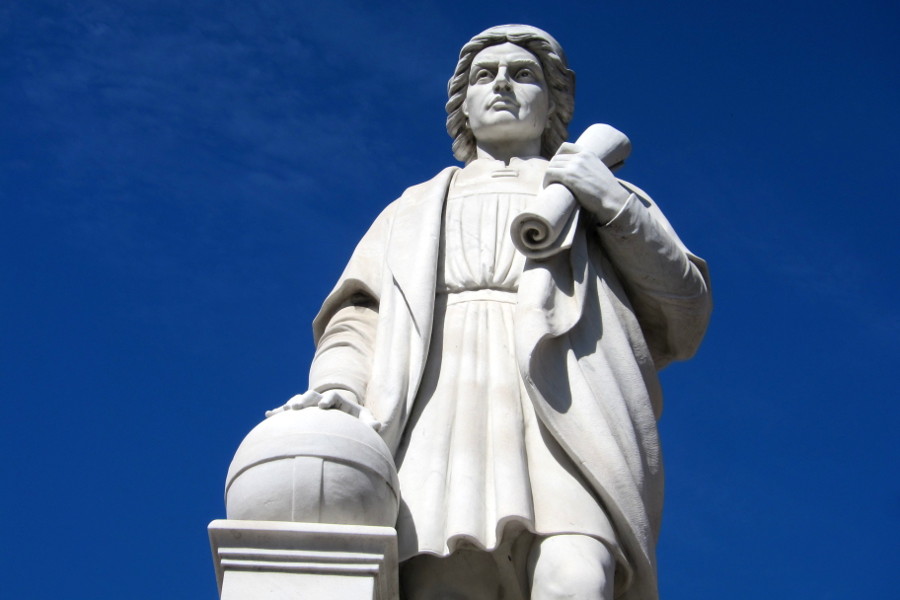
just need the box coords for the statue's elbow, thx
[668,291,712,362]
[650,288,712,368]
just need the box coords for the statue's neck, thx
[474,138,542,165]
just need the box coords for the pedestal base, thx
[209,520,399,600]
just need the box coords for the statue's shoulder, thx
[389,166,459,210]
[358,166,460,239]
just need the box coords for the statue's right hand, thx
[266,389,382,432]
[265,390,322,417]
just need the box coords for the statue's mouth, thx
[489,97,518,111]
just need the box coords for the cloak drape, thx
[310,167,711,600]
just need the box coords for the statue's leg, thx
[400,549,501,600]
[527,534,615,600]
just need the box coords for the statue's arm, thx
[544,144,711,367]
[308,294,378,405]
[310,200,401,387]
[595,187,711,368]
[268,203,396,425]
[269,295,380,428]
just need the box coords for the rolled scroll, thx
[510,123,632,259]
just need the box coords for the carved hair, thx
[446,25,576,164]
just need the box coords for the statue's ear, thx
[462,99,469,117]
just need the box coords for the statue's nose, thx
[493,70,512,91]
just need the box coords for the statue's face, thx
[462,42,552,150]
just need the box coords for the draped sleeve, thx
[307,201,398,404]
[595,180,712,369]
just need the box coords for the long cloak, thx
[311,167,711,600]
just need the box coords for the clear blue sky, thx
[2,1,898,598]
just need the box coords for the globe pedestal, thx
[211,408,401,599]
[208,520,398,600]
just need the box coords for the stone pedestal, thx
[209,520,399,600]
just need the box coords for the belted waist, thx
[436,288,518,306]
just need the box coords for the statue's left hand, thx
[265,389,382,431]
[544,142,632,224]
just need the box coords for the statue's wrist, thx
[311,385,362,406]
[596,192,635,228]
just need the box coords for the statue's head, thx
[446,25,576,163]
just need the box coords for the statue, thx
[265,24,712,600]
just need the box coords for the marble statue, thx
[267,24,712,600]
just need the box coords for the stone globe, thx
[225,408,399,527]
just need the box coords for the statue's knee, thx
[400,550,500,600]
[532,565,608,599]
[529,535,615,599]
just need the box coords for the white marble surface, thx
[223,23,711,600]
[226,408,399,527]
[510,123,632,258]
[209,520,398,600]
[298,25,711,599]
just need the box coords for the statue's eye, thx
[473,68,493,82]
[516,69,535,82]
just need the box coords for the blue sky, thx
[2,1,898,598]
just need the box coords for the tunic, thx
[308,161,712,600]
[393,157,618,561]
